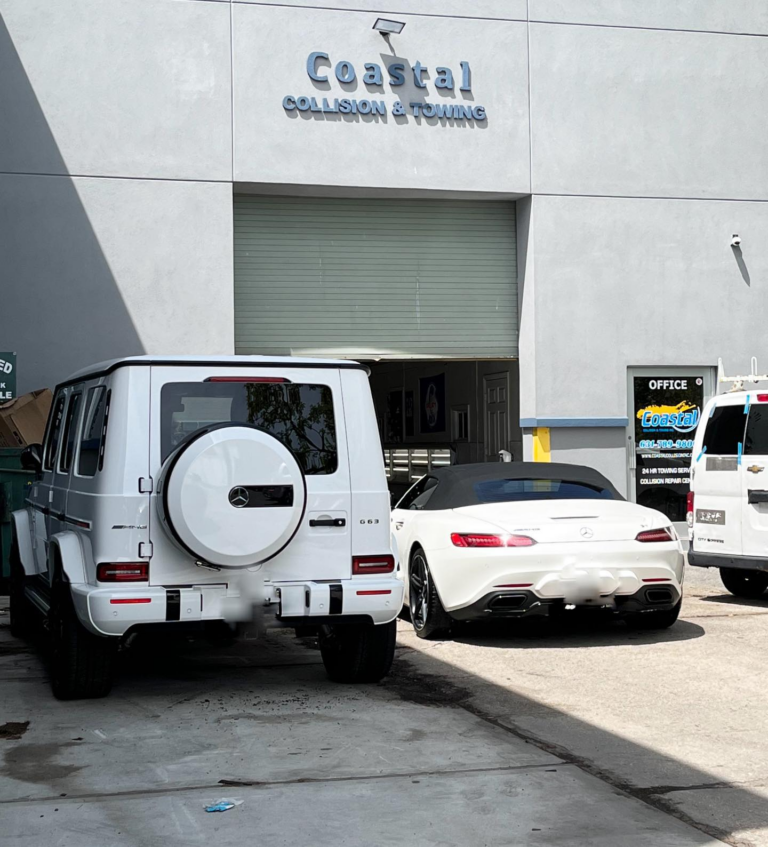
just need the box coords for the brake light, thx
[686,491,694,528]
[636,528,674,543]
[451,533,536,548]
[758,394,768,402]
[206,376,289,383]
[97,563,149,582]
[110,598,152,604]
[352,554,395,575]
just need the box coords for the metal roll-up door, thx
[234,196,517,359]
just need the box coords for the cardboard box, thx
[0,389,53,448]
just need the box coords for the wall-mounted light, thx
[373,17,406,37]
[731,233,742,247]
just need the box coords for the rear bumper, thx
[73,577,403,636]
[688,547,768,572]
[449,584,681,622]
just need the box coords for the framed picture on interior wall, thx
[386,389,404,442]
[451,405,470,442]
[419,373,446,434]
[404,391,415,437]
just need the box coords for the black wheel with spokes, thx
[409,548,452,640]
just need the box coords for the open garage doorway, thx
[367,361,521,501]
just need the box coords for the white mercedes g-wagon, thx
[10,356,402,699]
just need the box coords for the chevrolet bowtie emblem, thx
[747,465,764,474]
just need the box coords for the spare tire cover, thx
[158,424,307,569]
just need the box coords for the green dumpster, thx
[0,448,35,590]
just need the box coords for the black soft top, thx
[421,462,623,510]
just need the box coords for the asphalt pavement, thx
[0,565,760,846]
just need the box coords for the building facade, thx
[3,0,768,523]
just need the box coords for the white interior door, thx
[484,373,509,463]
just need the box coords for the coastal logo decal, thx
[637,401,700,433]
[282,53,487,124]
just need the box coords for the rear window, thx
[161,381,337,474]
[474,478,615,504]
[702,405,746,456]
[745,405,768,455]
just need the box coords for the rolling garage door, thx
[233,196,517,359]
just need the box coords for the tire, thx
[409,548,452,640]
[720,567,768,599]
[625,599,682,631]
[319,620,396,683]
[49,579,116,700]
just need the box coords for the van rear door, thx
[691,396,746,556]
[741,396,768,558]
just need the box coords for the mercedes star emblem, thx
[229,487,249,508]
[579,527,594,539]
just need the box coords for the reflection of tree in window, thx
[245,384,336,474]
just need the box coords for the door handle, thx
[309,518,346,528]
[395,521,404,530]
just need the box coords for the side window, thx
[58,392,82,473]
[745,405,768,455]
[410,476,439,510]
[702,405,746,456]
[396,477,427,510]
[396,476,439,510]
[43,393,67,471]
[77,387,110,477]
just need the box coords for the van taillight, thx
[97,563,149,582]
[352,555,395,575]
[686,491,694,528]
[758,394,768,402]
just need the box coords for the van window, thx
[43,393,67,471]
[701,405,746,455]
[59,392,82,473]
[77,387,110,477]
[745,405,768,455]
[161,381,337,475]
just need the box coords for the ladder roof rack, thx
[717,357,768,393]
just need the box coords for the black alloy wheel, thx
[409,549,451,640]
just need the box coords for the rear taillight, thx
[758,394,768,402]
[97,563,149,582]
[686,491,694,528]
[636,528,674,543]
[451,533,536,548]
[352,554,395,575]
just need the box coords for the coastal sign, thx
[283,53,487,122]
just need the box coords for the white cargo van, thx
[688,387,768,597]
[10,356,402,699]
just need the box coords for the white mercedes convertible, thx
[392,463,685,638]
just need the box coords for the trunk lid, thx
[454,500,658,544]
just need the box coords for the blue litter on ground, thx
[205,798,242,813]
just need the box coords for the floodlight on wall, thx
[373,18,406,36]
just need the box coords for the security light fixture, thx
[373,17,406,36]
[731,233,742,247]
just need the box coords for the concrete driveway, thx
[0,569,750,846]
